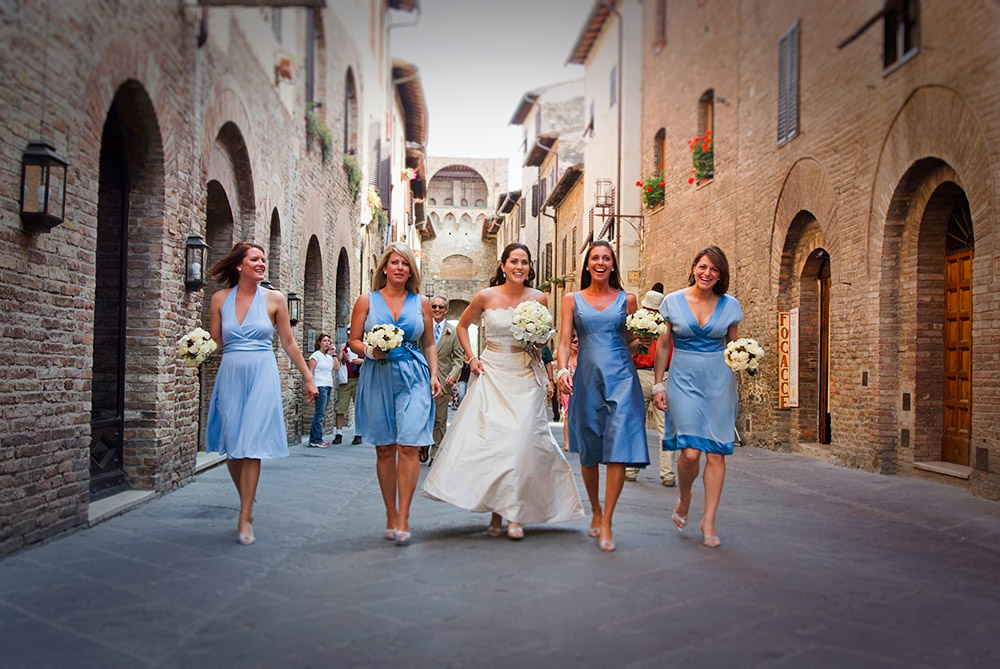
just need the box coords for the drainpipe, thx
[600,0,623,260]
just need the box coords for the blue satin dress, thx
[659,290,743,455]
[567,291,649,467]
[355,291,435,447]
[206,285,289,459]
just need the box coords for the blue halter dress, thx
[658,290,743,454]
[567,291,649,467]
[354,291,435,447]
[206,285,289,459]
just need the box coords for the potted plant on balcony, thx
[636,166,665,210]
[688,132,713,184]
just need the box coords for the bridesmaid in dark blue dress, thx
[349,243,441,546]
[556,241,649,552]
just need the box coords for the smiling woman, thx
[204,241,318,546]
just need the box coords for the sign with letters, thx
[778,312,791,409]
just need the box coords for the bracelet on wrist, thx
[651,382,665,394]
[364,344,376,359]
[554,368,570,381]
[465,355,478,363]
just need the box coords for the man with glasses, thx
[422,294,464,464]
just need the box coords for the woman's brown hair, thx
[314,332,331,350]
[687,245,730,295]
[208,241,266,289]
[489,242,535,287]
[579,240,622,290]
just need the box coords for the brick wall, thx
[639,0,1000,498]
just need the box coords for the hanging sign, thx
[778,312,791,408]
[789,308,800,408]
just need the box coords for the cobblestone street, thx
[3,425,1000,668]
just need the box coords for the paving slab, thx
[2,423,1000,668]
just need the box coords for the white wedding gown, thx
[421,307,584,524]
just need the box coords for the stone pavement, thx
[2,424,1000,669]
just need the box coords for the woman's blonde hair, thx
[371,242,421,294]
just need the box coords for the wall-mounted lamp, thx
[595,179,613,208]
[185,234,209,291]
[19,141,68,232]
[259,279,276,291]
[287,292,301,326]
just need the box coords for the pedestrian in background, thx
[349,242,441,545]
[559,334,579,451]
[625,288,675,486]
[557,240,648,552]
[541,341,558,421]
[654,245,742,548]
[424,293,464,465]
[307,333,339,448]
[205,241,318,546]
[333,328,363,445]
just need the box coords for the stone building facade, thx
[421,157,506,323]
[0,1,424,556]
[639,0,1000,498]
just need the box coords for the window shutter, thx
[778,20,799,144]
[379,157,391,219]
[531,184,539,218]
[609,66,617,108]
[368,122,380,187]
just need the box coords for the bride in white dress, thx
[421,243,584,539]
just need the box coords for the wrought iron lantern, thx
[595,178,613,208]
[259,279,276,291]
[287,292,301,326]
[185,234,209,291]
[19,141,68,231]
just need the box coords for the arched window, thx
[444,198,453,206]
[461,198,469,207]
[428,198,436,206]
[475,199,485,208]
[698,89,714,137]
[344,68,359,155]
[653,128,666,171]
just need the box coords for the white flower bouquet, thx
[177,327,218,367]
[510,300,553,353]
[364,323,404,365]
[625,308,668,354]
[725,337,765,376]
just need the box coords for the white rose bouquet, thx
[364,323,405,365]
[177,327,218,367]
[725,337,765,376]
[625,308,668,354]
[510,300,553,354]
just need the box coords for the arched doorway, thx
[777,212,832,451]
[942,194,974,464]
[335,247,351,349]
[91,81,165,497]
[268,209,282,288]
[303,236,324,353]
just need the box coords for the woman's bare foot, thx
[487,513,503,537]
[598,525,615,551]
[699,519,721,548]
[588,512,602,538]
[507,522,524,540]
[671,501,688,531]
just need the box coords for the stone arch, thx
[427,164,489,213]
[868,86,996,475]
[91,79,167,496]
[440,254,475,280]
[460,213,472,226]
[776,212,831,451]
[303,235,324,351]
[770,157,839,295]
[443,212,456,226]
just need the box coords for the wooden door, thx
[942,250,973,465]
[818,275,831,444]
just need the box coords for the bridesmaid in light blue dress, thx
[653,245,741,549]
[206,242,318,546]
[557,240,649,552]
[349,242,441,546]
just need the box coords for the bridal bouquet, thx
[725,337,765,376]
[625,308,667,354]
[364,323,404,365]
[177,327,217,367]
[510,300,553,354]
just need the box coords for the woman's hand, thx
[430,376,443,399]
[557,372,573,396]
[469,357,484,376]
[546,381,555,400]
[653,390,666,411]
[305,379,319,402]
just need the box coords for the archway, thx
[777,212,832,450]
[91,80,165,497]
[335,247,351,349]
[268,209,282,288]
